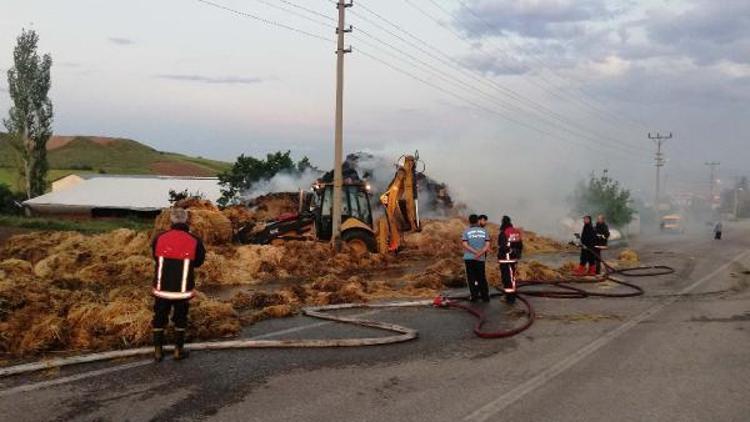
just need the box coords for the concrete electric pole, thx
[331,0,352,251]
[648,132,672,207]
[705,161,720,205]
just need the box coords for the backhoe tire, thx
[342,229,378,254]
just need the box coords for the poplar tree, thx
[3,29,53,198]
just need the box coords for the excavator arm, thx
[378,154,422,253]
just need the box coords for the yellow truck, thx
[660,214,685,234]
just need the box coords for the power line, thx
[278,0,336,23]
[446,0,651,132]
[352,28,645,157]
[355,47,649,161]
[195,0,333,43]
[195,0,649,161]
[350,2,647,156]
[250,0,333,28]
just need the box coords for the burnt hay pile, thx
[0,230,240,357]
[0,203,574,359]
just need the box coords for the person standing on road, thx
[151,207,206,362]
[478,214,489,259]
[462,214,491,302]
[594,214,610,275]
[497,215,523,304]
[714,221,723,240]
[575,215,598,277]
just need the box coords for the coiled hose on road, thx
[0,246,674,379]
[437,244,675,338]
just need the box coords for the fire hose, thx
[0,246,674,379]
[431,243,675,339]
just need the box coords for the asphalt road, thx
[1,222,749,422]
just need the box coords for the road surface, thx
[1,222,749,421]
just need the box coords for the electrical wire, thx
[449,0,652,132]
[196,0,333,43]
[351,25,648,157]
[352,1,648,155]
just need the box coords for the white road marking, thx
[0,309,382,396]
[0,361,151,398]
[463,250,749,422]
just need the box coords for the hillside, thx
[0,134,230,190]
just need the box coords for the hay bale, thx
[154,203,233,246]
[189,295,241,339]
[223,205,257,231]
[618,249,639,264]
[517,260,565,281]
[1,231,86,263]
[0,259,34,280]
[262,304,294,319]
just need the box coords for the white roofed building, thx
[24,175,222,217]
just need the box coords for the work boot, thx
[505,293,516,305]
[588,266,597,277]
[573,265,586,276]
[153,329,164,363]
[173,329,190,361]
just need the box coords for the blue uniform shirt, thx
[462,226,489,261]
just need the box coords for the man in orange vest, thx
[151,208,206,361]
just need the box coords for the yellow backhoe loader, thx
[238,152,424,254]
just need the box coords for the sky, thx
[1,0,749,222]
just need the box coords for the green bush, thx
[0,183,24,215]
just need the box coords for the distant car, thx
[660,214,685,234]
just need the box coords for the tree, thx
[3,29,53,199]
[569,171,635,227]
[217,151,312,207]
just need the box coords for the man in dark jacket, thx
[151,208,206,361]
[575,215,597,276]
[497,216,523,304]
[594,214,610,274]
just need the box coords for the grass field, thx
[0,134,231,193]
[0,168,88,192]
[0,215,153,233]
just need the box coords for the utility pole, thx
[648,132,672,207]
[705,161,720,205]
[331,0,352,251]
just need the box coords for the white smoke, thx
[240,168,321,200]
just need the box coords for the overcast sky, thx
[1,0,748,211]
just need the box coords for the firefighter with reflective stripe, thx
[497,216,523,304]
[594,214,610,275]
[151,207,206,362]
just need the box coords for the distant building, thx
[24,175,222,218]
[51,174,94,192]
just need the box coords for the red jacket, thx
[152,224,206,300]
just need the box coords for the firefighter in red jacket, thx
[497,216,523,304]
[151,208,206,361]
